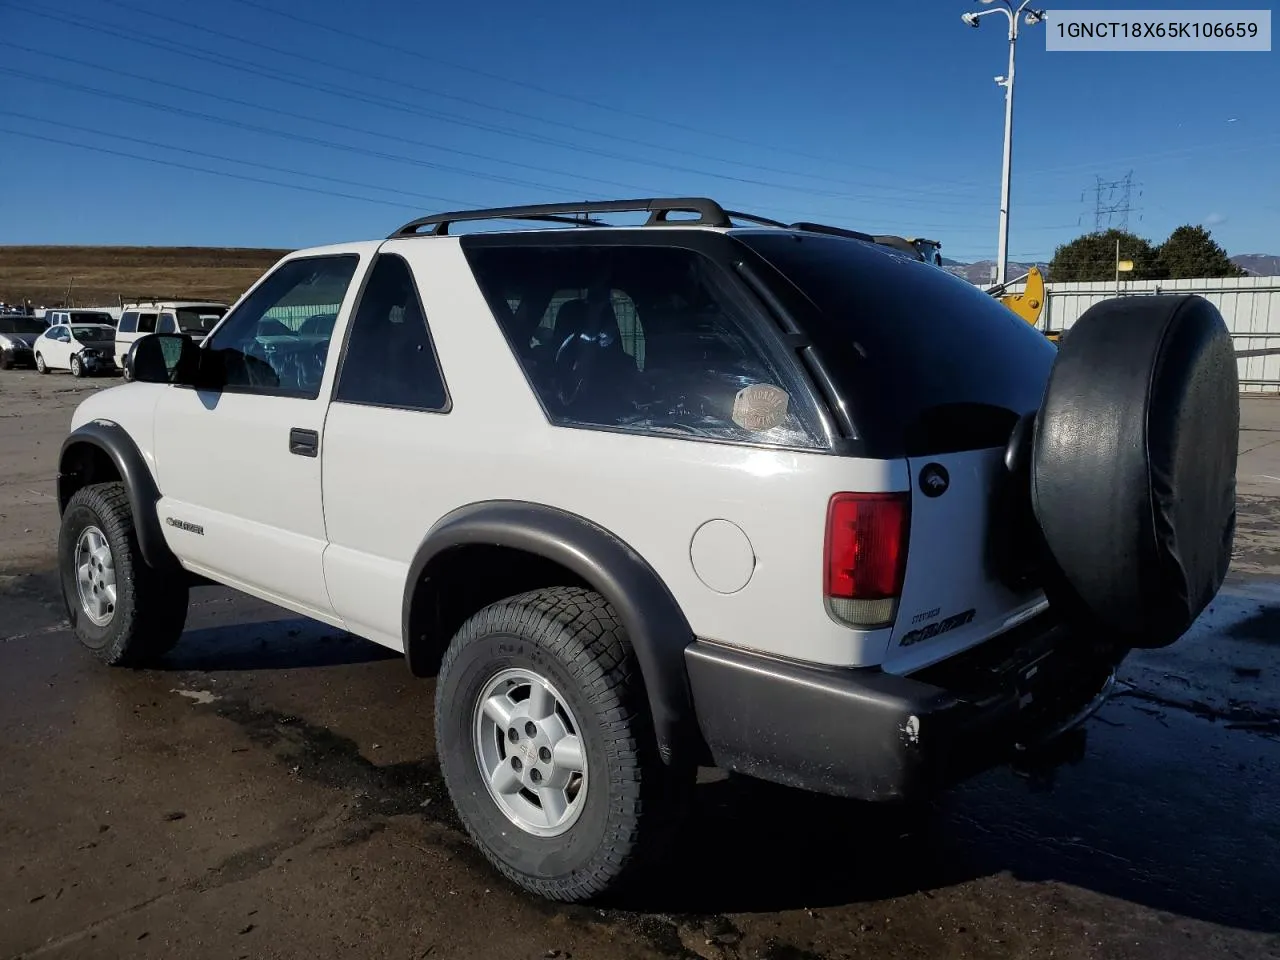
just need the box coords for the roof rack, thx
[388,197,775,238]
[787,221,878,244]
[118,294,227,306]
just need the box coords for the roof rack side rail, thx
[787,221,878,244]
[724,210,790,229]
[389,197,736,238]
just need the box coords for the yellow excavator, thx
[984,266,1060,343]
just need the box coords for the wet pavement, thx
[2,368,1279,959]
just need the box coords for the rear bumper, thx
[684,613,1115,802]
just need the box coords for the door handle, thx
[288,427,319,458]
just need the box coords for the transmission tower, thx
[1093,170,1138,231]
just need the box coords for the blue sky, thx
[1,0,1276,261]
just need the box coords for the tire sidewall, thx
[437,628,623,883]
[71,356,82,377]
[35,353,46,374]
[58,498,134,655]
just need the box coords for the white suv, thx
[53,198,1240,903]
[115,299,227,374]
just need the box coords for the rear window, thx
[175,307,226,334]
[463,242,825,448]
[735,231,1057,457]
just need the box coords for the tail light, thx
[824,492,910,628]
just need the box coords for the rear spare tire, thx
[1032,294,1238,649]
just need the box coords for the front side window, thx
[157,314,177,334]
[53,326,70,342]
[464,243,823,448]
[333,253,448,412]
[202,254,359,398]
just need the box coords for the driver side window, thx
[203,254,359,399]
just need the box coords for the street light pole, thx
[961,1,1044,287]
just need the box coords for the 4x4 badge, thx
[919,463,949,498]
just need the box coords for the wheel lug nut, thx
[530,768,542,784]
[511,756,522,771]
[508,727,518,743]
[539,746,551,763]
[524,721,537,737]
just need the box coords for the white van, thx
[115,299,228,375]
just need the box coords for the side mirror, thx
[126,333,201,385]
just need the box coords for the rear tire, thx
[58,482,189,666]
[435,586,692,903]
[35,353,47,374]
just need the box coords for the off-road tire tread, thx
[436,585,690,903]
[63,482,188,666]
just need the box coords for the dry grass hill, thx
[0,246,291,308]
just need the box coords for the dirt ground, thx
[2,368,1278,960]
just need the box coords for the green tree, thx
[1157,224,1244,279]
[1048,229,1162,282]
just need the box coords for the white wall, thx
[989,276,1280,394]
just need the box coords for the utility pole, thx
[961,1,1046,286]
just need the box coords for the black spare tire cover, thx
[1032,294,1239,649]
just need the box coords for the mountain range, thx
[940,254,1280,284]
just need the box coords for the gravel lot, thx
[2,368,1278,960]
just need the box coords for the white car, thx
[34,322,119,377]
[53,198,1240,904]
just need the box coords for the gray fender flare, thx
[57,419,179,572]
[402,500,700,766]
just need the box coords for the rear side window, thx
[334,253,448,412]
[736,232,1058,457]
[137,313,157,334]
[464,243,824,449]
[118,312,137,333]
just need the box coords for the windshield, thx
[175,307,226,334]
[0,318,45,335]
[72,326,115,342]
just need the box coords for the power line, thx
[0,109,485,208]
[220,0,990,192]
[0,36,1078,215]
[84,0,980,202]
[0,126,446,211]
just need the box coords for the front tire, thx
[58,482,189,666]
[70,355,84,378]
[35,353,48,374]
[435,586,691,903]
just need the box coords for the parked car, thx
[115,299,227,377]
[34,322,118,377]
[0,315,46,369]
[55,197,1239,904]
[44,309,118,329]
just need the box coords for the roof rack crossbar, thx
[389,197,735,238]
